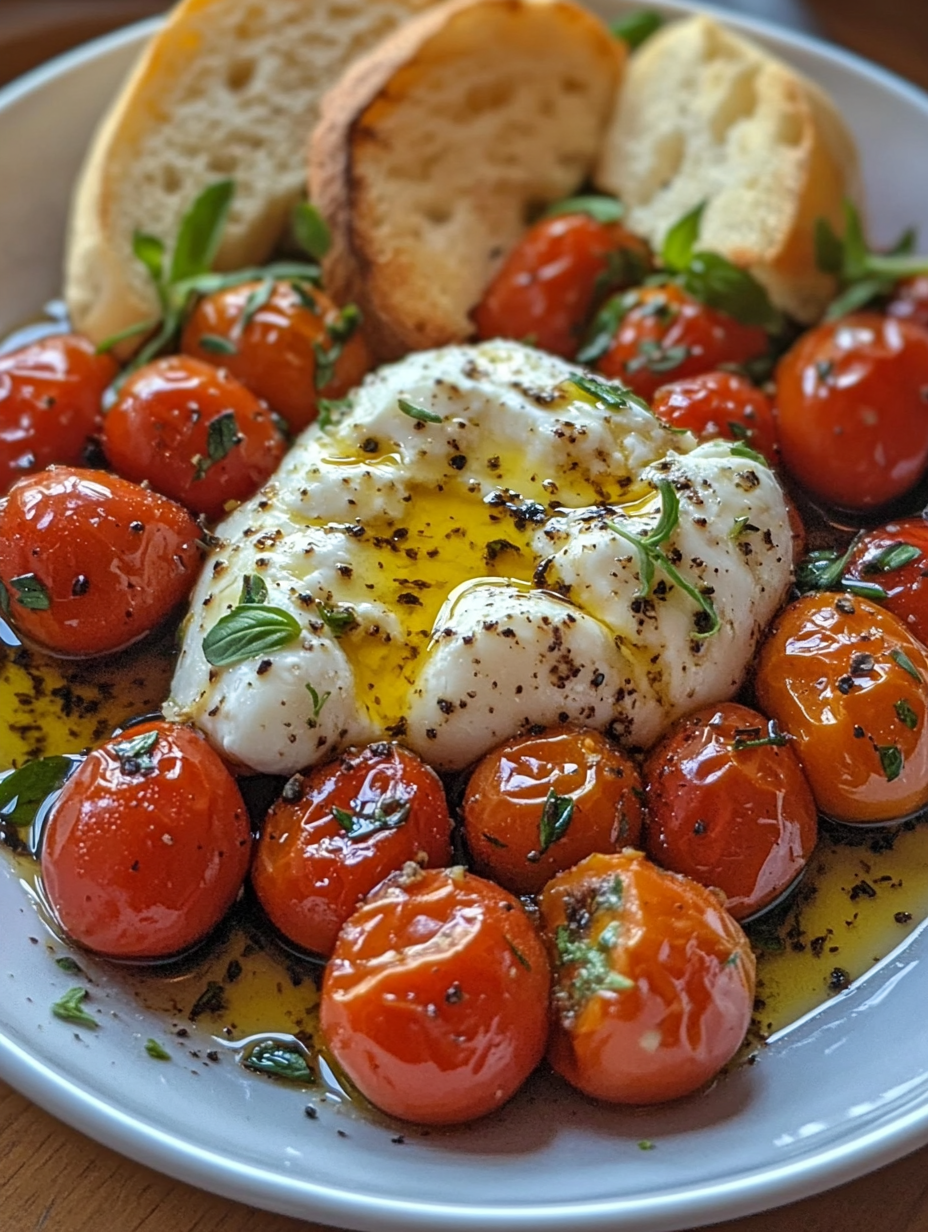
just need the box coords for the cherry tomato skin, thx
[321,865,551,1124]
[596,284,769,402]
[844,518,928,647]
[886,275,928,331]
[651,370,779,461]
[463,726,644,895]
[775,314,928,510]
[252,743,453,957]
[539,851,755,1105]
[181,280,371,432]
[754,594,928,824]
[41,721,252,959]
[0,466,201,657]
[0,333,116,495]
[472,213,651,359]
[102,356,286,521]
[642,703,818,920]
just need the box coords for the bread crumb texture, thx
[312,0,622,358]
[65,0,437,346]
[595,15,860,323]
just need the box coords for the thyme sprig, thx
[816,200,928,320]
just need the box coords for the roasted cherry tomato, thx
[321,864,550,1124]
[595,283,769,402]
[651,370,779,461]
[252,742,453,957]
[181,280,371,432]
[472,213,651,358]
[754,593,928,824]
[775,313,928,510]
[886,275,928,331]
[539,850,755,1105]
[41,720,252,959]
[844,517,928,647]
[0,466,200,657]
[463,726,644,895]
[0,333,116,495]
[102,355,286,521]
[643,703,818,920]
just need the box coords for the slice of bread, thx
[595,14,861,324]
[65,0,439,349]
[310,0,623,359]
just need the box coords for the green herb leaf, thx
[863,543,923,574]
[145,1039,171,1060]
[890,647,923,683]
[398,397,443,424]
[169,179,235,284]
[638,1139,657,1151]
[682,251,784,332]
[238,276,276,333]
[732,719,789,751]
[729,441,770,467]
[52,987,97,1029]
[55,956,82,974]
[203,605,301,667]
[305,682,331,723]
[877,744,904,782]
[243,1039,316,1083]
[318,603,358,636]
[729,515,754,539]
[317,397,352,429]
[0,578,11,618]
[189,981,227,1020]
[0,756,73,828]
[539,789,575,853]
[577,290,635,364]
[817,199,928,319]
[795,537,862,594]
[661,202,705,273]
[554,925,634,1016]
[293,201,332,261]
[626,339,690,375]
[240,573,269,605]
[813,217,844,276]
[111,729,159,775]
[505,937,532,970]
[543,194,624,224]
[840,578,888,602]
[194,411,240,480]
[895,699,919,730]
[331,795,412,841]
[9,573,50,610]
[565,373,653,418]
[610,10,663,49]
[132,231,166,287]
[197,333,238,355]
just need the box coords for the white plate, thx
[2,4,928,1229]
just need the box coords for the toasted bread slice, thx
[310,0,623,359]
[65,0,439,349]
[595,15,861,323]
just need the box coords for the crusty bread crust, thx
[311,0,623,359]
[65,0,439,350]
[594,15,861,323]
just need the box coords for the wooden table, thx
[2,2,928,1230]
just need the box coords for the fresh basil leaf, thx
[10,573,50,611]
[243,1039,315,1083]
[661,202,705,273]
[841,200,869,282]
[610,10,663,49]
[145,1039,171,1060]
[318,603,358,636]
[729,441,770,467]
[814,217,844,276]
[328,303,361,344]
[111,729,159,775]
[293,201,332,261]
[895,699,919,730]
[202,605,301,667]
[539,789,574,853]
[240,574,269,605]
[207,411,240,465]
[863,543,923,574]
[682,251,783,332]
[52,987,98,1029]
[398,397,443,424]
[0,755,74,828]
[543,195,624,224]
[890,647,923,683]
[626,339,690,374]
[132,231,166,287]
[877,744,904,782]
[169,179,235,284]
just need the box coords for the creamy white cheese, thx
[166,341,793,773]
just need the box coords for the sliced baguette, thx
[65,0,439,349]
[310,0,623,359]
[595,14,861,323]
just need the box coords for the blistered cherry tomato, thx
[463,726,644,895]
[886,275,928,331]
[0,333,116,495]
[643,703,818,920]
[102,355,286,521]
[652,370,779,460]
[596,283,769,402]
[775,313,928,510]
[252,742,453,957]
[539,850,755,1105]
[181,280,371,432]
[754,593,928,824]
[321,865,550,1124]
[844,517,928,647]
[0,466,200,656]
[41,720,252,959]
[472,213,651,358]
